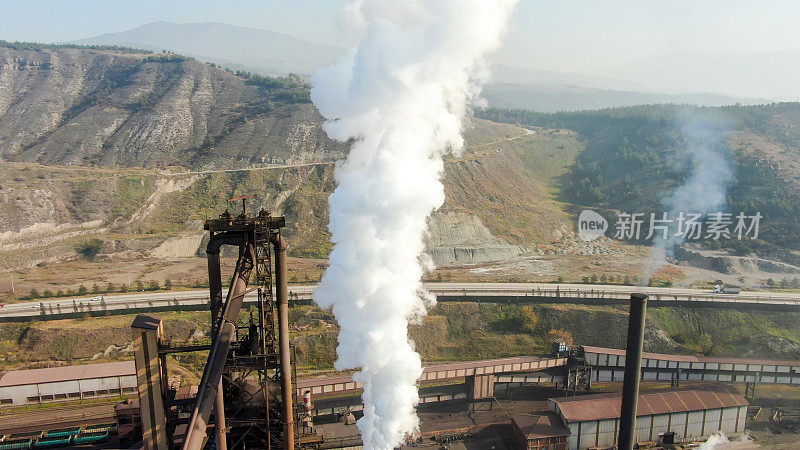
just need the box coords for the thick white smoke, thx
[641,110,733,283]
[310,1,516,448]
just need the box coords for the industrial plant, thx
[1,202,798,449]
[2,2,800,450]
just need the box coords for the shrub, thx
[547,328,574,346]
[517,306,539,333]
[75,239,104,261]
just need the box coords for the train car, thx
[5,433,40,442]
[72,430,110,446]
[31,435,71,449]
[0,438,33,450]
[41,428,80,439]
[2,432,40,449]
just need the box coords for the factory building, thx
[584,345,800,385]
[0,361,137,406]
[512,413,570,450]
[547,387,748,450]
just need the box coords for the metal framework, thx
[168,197,316,449]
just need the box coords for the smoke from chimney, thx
[641,109,733,284]
[310,1,517,448]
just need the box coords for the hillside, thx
[0,44,599,282]
[0,42,345,169]
[3,302,800,376]
[479,105,800,263]
[482,83,765,113]
[2,44,800,299]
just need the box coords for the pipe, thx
[272,234,294,449]
[207,233,242,335]
[182,242,255,450]
[617,293,648,450]
[214,379,227,450]
[207,252,223,336]
[205,233,241,450]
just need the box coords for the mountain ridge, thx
[73,22,770,110]
[75,21,345,76]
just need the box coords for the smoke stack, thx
[618,293,648,450]
[272,234,294,449]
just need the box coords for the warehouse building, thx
[548,386,748,450]
[0,360,137,406]
[583,345,800,385]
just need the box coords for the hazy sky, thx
[2,0,800,73]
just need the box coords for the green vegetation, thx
[237,71,312,104]
[3,302,800,375]
[112,175,155,219]
[478,103,800,262]
[142,53,193,63]
[648,308,800,357]
[0,40,152,54]
[75,239,104,261]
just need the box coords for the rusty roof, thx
[551,386,748,423]
[131,313,162,330]
[582,346,800,367]
[0,361,135,387]
[513,413,570,440]
[296,355,562,389]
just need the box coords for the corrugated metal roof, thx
[513,413,570,440]
[583,345,800,367]
[296,355,559,389]
[551,387,748,423]
[0,361,135,387]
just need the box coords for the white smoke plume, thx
[697,431,756,449]
[310,1,517,448]
[641,109,733,283]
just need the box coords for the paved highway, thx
[2,282,799,320]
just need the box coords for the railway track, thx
[0,404,115,434]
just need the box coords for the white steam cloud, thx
[697,431,754,449]
[310,1,517,448]
[641,110,733,283]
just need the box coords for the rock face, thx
[0,46,346,169]
[675,245,800,275]
[425,211,525,266]
[150,234,204,259]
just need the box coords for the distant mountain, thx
[76,21,345,76]
[591,50,800,100]
[490,64,647,91]
[482,83,765,112]
[76,22,783,109]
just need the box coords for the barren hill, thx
[0,44,345,169]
